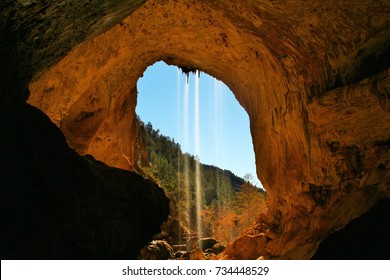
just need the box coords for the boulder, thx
[174,251,190,260]
[189,248,207,260]
[138,240,174,260]
[224,233,267,260]
[196,237,219,251]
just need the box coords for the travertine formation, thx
[1,0,390,259]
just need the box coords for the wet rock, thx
[210,243,226,255]
[138,240,174,260]
[175,251,190,260]
[189,248,207,260]
[196,237,219,251]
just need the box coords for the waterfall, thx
[177,68,182,245]
[176,69,207,239]
[214,78,221,213]
[183,74,191,233]
[194,71,203,238]
[213,78,233,218]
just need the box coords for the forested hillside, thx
[137,118,267,243]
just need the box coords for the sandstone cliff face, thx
[1,0,390,259]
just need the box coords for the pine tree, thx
[136,118,267,241]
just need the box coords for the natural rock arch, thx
[2,0,390,259]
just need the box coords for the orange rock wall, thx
[28,0,390,259]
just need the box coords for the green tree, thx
[137,118,267,239]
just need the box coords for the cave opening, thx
[3,0,389,261]
[135,61,267,251]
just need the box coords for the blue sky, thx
[136,61,261,187]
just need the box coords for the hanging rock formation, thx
[1,0,390,259]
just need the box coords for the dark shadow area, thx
[0,92,169,259]
[312,198,390,260]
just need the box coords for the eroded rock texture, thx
[1,0,390,259]
[0,0,146,98]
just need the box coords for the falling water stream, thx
[177,70,207,240]
[183,73,191,239]
[213,78,224,215]
[176,69,182,246]
[137,62,261,250]
[177,70,230,240]
[194,71,203,238]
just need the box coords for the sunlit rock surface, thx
[1,0,390,259]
